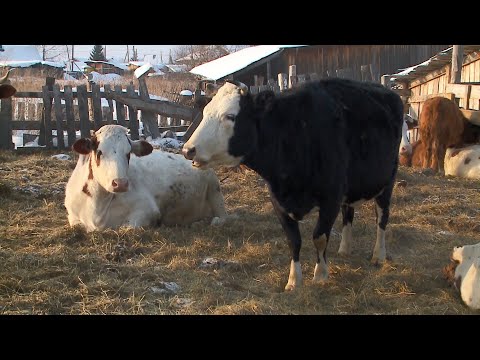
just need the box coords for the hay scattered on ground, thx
[0,150,478,314]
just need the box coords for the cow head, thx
[0,69,16,99]
[72,125,153,193]
[183,81,259,169]
[399,118,412,157]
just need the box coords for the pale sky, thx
[59,45,179,62]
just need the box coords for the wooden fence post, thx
[126,85,139,140]
[41,84,54,148]
[103,84,114,125]
[63,85,76,147]
[114,85,126,127]
[450,45,464,84]
[39,77,55,146]
[288,65,297,89]
[0,97,14,149]
[77,85,90,139]
[137,71,160,139]
[91,84,103,130]
[278,73,287,91]
[52,84,65,150]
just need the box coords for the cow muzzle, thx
[112,178,129,192]
[182,145,196,160]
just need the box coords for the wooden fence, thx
[0,77,202,150]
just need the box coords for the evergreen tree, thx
[89,45,106,61]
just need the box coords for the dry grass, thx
[1,150,479,315]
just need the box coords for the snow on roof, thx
[134,63,153,78]
[85,59,128,70]
[190,45,306,80]
[0,45,64,68]
[164,64,188,73]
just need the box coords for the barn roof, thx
[85,59,129,70]
[0,45,64,68]
[189,45,307,81]
[390,45,480,83]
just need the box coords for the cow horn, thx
[226,80,249,96]
[0,68,14,84]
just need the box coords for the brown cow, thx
[0,69,16,99]
[419,97,467,172]
[400,97,480,172]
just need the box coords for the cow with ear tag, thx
[65,125,227,232]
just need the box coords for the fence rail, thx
[0,77,200,150]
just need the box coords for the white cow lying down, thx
[450,242,480,310]
[65,125,227,232]
[444,144,480,179]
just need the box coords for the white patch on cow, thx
[459,257,480,310]
[285,260,302,291]
[399,120,412,156]
[372,204,386,263]
[184,83,244,169]
[444,145,480,179]
[313,234,329,283]
[65,125,227,232]
[338,223,353,256]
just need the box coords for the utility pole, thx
[71,45,75,71]
[104,45,107,59]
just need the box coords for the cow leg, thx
[431,139,439,172]
[372,184,394,264]
[270,195,303,291]
[312,201,341,283]
[338,204,354,256]
[207,180,228,226]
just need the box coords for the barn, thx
[0,45,64,79]
[389,45,480,141]
[190,45,450,87]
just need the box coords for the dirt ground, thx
[0,149,478,314]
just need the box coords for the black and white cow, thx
[183,78,404,291]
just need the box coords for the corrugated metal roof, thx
[190,45,307,81]
[390,45,480,83]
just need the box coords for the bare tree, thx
[172,45,244,68]
[35,45,66,61]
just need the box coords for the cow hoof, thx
[337,248,351,257]
[285,280,302,291]
[313,263,328,283]
[210,217,226,226]
[370,256,386,267]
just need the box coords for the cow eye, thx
[225,114,235,121]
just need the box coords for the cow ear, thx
[0,84,16,99]
[205,83,219,97]
[254,90,275,110]
[72,138,92,154]
[131,140,153,157]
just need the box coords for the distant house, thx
[0,45,64,78]
[190,45,450,87]
[84,59,128,75]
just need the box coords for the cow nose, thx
[182,145,196,160]
[112,178,129,192]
